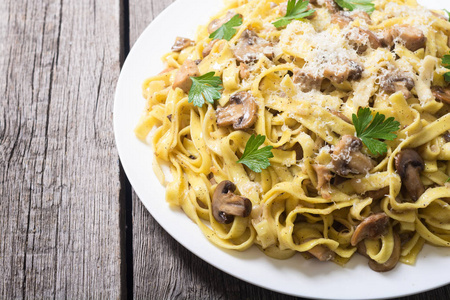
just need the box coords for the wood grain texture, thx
[128,1,450,300]
[0,0,123,298]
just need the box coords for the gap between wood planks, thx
[119,0,133,299]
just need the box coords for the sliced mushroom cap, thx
[351,213,389,246]
[212,180,252,224]
[395,149,425,201]
[233,30,274,64]
[323,0,340,13]
[331,11,372,28]
[239,63,250,80]
[172,60,201,94]
[362,186,390,202]
[444,132,450,143]
[382,25,427,52]
[323,60,364,84]
[346,27,381,54]
[202,39,219,58]
[368,232,401,272]
[306,240,336,262]
[293,68,323,92]
[312,164,333,190]
[208,11,238,34]
[332,135,374,176]
[380,71,415,99]
[431,86,450,105]
[171,37,195,52]
[216,91,258,130]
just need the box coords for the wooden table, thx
[1,0,449,299]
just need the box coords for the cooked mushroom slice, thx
[332,135,374,177]
[313,164,333,191]
[382,25,426,52]
[239,63,250,80]
[368,232,401,272]
[444,132,450,143]
[346,27,381,54]
[395,149,425,202]
[380,71,415,99]
[351,213,389,246]
[171,37,195,52]
[212,180,252,224]
[362,186,390,201]
[323,0,339,13]
[208,11,239,34]
[202,39,219,58]
[329,109,352,124]
[172,60,201,93]
[331,11,372,28]
[233,29,274,64]
[305,239,336,262]
[293,68,323,92]
[323,60,364,84]
[431,86,450,105]
[216,91,258,130]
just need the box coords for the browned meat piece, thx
[171,37,195,52]
[172,60,200,93]
[381,25,427,52]
[293,68,323,92]
[380,71,415,99]
[332,135,374,176]
[216,91,258,130]
[233,30,274,64]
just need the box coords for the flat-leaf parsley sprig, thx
[334,0,375,14]
[272,0,315,28]
[209,14,243,41]
[188,72,223,107]
[237,135,274,173]
[442,52,450,82]
[352,108,401,156]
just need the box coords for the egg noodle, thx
[135,0,450,271]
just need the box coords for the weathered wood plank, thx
[0,0,123,298]
[128,1,450,299]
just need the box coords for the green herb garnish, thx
[188,72,223,107]
[442,52,450,82]
[272,0,315,28]
[444,9,450,20]
[352,108,401,156]
[334,0,375,14]
[446,177,450,183]
[237,135,274,173]
[209,14,243,41]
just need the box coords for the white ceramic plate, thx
[114,0,450,298]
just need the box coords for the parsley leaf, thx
[188,72,223,107]
[237,135,274,173]
[446,177,450,183]
[334,0,375,14]
[209,14,243,41]
[442,52,450,82]
[352,108,400,156]
[272,0,315,28]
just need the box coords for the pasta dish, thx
[135,0,450,272]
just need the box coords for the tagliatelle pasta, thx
[135,0,450,271]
